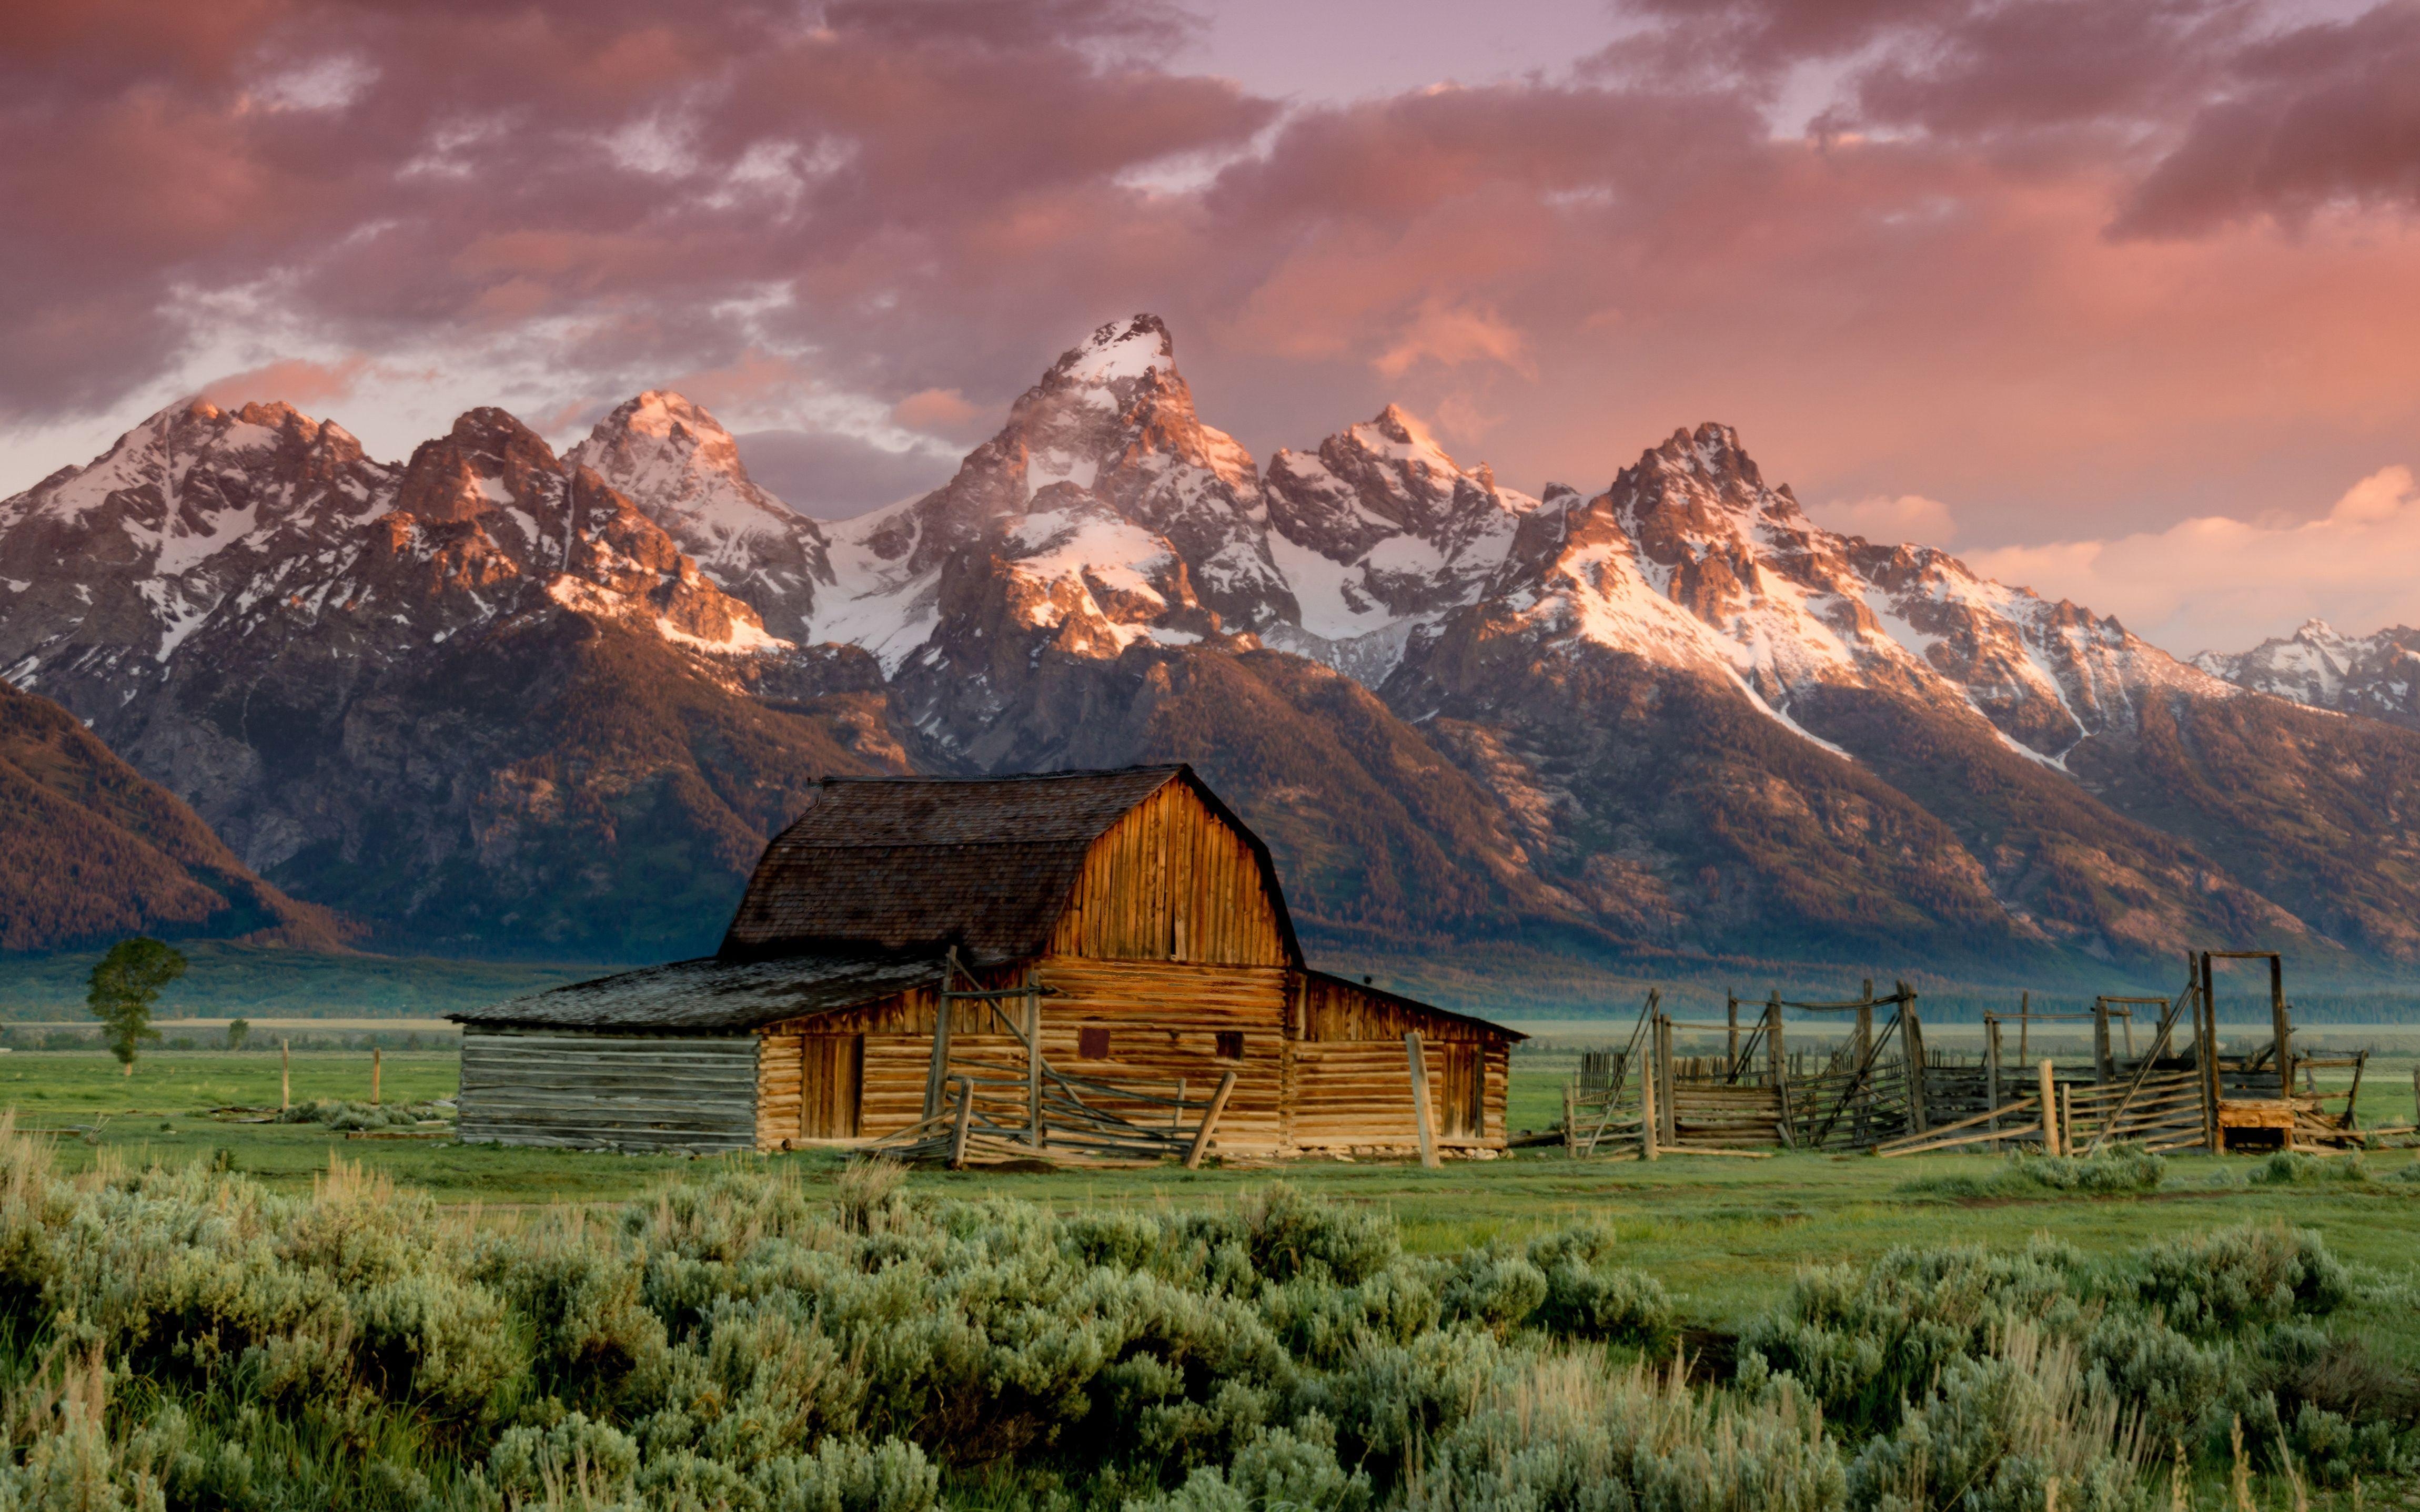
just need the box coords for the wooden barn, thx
[450,766,1523,1159]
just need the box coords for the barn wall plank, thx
[458,1030,760,1152]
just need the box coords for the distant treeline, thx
[0,942,587,1020]
[0,1026,454,1052]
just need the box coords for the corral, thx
[1559,952,2398,1161]
[450,766,1520,1160]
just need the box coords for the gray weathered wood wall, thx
[458,1028,760,1151]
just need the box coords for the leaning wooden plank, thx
[1662,1144,1776,1158]
[1873,1096,2039,1152]
[1874,1121,2048,1158]
[1184,1071,1239,1170]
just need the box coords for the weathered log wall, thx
[753,959,1513,1155]
[459,1028,760,1152]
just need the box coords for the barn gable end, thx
[1048,775,1292,967]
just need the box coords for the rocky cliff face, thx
[11,315,2420,975]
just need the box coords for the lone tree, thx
[88,937,187,1076]
[226,1017,251,1051]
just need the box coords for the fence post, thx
[1404,1032,1440,1169]
[1727,995,1740,1078]
[1639,1043,1660,1162]
[281,1039,290,1111]
[2038,1059,2060,1156]
[371,1046,381,1107]
[1985,1017,2002,1133]
[2268,955,2292,1101]
[1767,995,1789,1146]
[947,1078,974,1170]
[1185,1071,1238,1170]
[1564,1079,1578,1157]
[2093,999,2112,1084]
[1655,1014,1677,1147]
[1901,983,1928,1135]
[2199,953,2222,1154]
[1026,979,1044,1150]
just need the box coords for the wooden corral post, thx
[2198,952,2223,1154]
[1564,1080,1578,1156]
[1854,983,1874,1143]
[1655,1013,1678,1147]
[1025,976,1044,1149]
[371,1046,381,1107]
[1727,994,1740,1078]
[1638,1043,1660,1162]
[947,1077,974,1170]
[1984,1017,2002,1133]
[2059,1082,2075,1155]
[1900,982,1928,1135]
[2269,955,2292,1100]
[1404,1032,1441,1169]
[2038,1059,2060,1156]
[280,1040,290,1111]
[923,952,957,1120]
[2093,999,2112,1084]
[2344,1052,2366,1129]
[1185,1070,1238,1170]
[1766,993,1791,1147]
[2018,991,2030,1062]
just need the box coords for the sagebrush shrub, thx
[2,1118,2411,1512]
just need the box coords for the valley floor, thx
[11,1050,2419,1345]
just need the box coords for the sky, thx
[5,0,2419,656]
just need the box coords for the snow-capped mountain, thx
[12,312,2420,976]
[567,391,832,641]
[1261,405,1538,682]
[2194,620,2420,728]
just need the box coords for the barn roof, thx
[451,953,943,1032]
[715,764,1300,966]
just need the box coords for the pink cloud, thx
[2,0,2417,592]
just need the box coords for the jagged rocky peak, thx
[863,312,1291,635]
[569,390,830,640]
[394,407,568,530]
[1614,421,1801,532]
[2193,617,2420,726]
[573,390,787,527]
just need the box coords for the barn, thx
[450,765,1523,1159]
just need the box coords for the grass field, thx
[12,1048,2420,1348]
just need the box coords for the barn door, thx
[1439,1045,1483,1140]
[800,1035,863,1139]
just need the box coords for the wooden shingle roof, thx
[452,954,943,1032]
[717,765,1297,965]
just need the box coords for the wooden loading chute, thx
[869,951,1237,1169]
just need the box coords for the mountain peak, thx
[1052,313,1176,388]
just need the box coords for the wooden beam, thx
[2270,955,2292,1101]
[2199,953,2222,1153]
[1184,1070,1237,1170]
[1405,1032,1441,1169]
[1984,1017,2001,1134]
[947,1078,974,1170]
[2038,1059,2061,1156]
[1638,1041,1660,1163]
[1901,981,1927,1135]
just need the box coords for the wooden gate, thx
[800,1034,863,1139]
